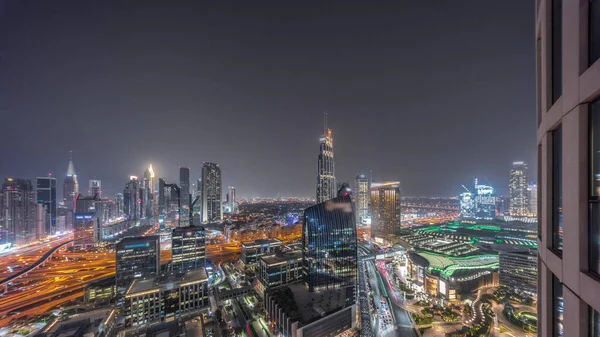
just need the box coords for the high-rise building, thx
[228,186,236,214]
[35,203,47,240]
[459,191,475,219]
[509,161,529,216]
[115,236,161,299]
[123,176,139,220]
[193,178,202,216]
[171,226,206,271]
[499,248,537,295]
[0,178,36,244]
[158,178,166,216]
[370,181,401,238]
[316,128,336,203]
[89,180,101,197]
[63,152,78,211]
[474,179,496,220]
[354,174,369,225]
[527,183,538,216]
[114,193,124,217]
[144,165,155,217]
[36,176,57,235]
[179,167,190,226]
[201,162,222,223]
[302,195,357,305]
[536,1,600,335]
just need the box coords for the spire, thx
[66,151,76,177]
[324,111,328,134]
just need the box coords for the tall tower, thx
[316,115,336,203]
[123,176,139,221]
[179,167,190,226]
[63,152,78,211]
[201,163,222,223]
[509,161,528,216]
[144,165,155,217]
[89,180,101,197]
[0,178,36,244]
[36,176,57,235]
[228,186,236,214]
[370,181,401,238]
[354,174,370,225]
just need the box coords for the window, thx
[591,0,600,65]
[552,126,563,253]
[538,144,543,239]
[591,99,600,273]
[551,0,562,104]
[591,307,600,337]
[553,274,564,337]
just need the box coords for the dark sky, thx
[0,1,536,199]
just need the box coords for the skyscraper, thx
[228,186,236,213]
[0,178,36,244]
[316,127,336,203]
[144,165,155,217]
[474,179,496,220]
[527,182,537,216]
[36,176,57,235]
[370,181,401,238]
[179,167,190,226]
[123,176,139,220]
[303,195,357,305]
[201,162,222,223]
[509,161,529,216]
[115,236,161,299]
[63,152,78,211]
[171,226,206,271]
[158,178,166,216]
[354,174,369,225]
[89,180,101,197]
[536,1,600,335]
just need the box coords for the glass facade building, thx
[116,236,161,299]
[201,162,222,223]
[370,181,401,237]
[36,176,57,235]
[316,128,336,203]
[171,225,206,271]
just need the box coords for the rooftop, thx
[242,238,282,247]
[260,250,303,266]
[126,268,209,297]
[410,251,499,279]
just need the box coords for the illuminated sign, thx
[439,280,447,295]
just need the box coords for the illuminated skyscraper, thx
[179,167,190,226]
[143,165,155,217]
[509,161,529,216]
[158,178,166,216]
[115,236,161,299]
[89,179,101,197]
[36,176,57,235]
[228,186,236,214]
[474,179,496,220]
[459,191,475,218]
[0,178,36,244]
[123,176,139,220]
[354,174,369,225]
[370,181,401,238]
[171,226,206,271]
[527,182,537,216]
[302,195,357,305]
[63,152,78,211]
[316,126,336,203]
[201,162,222,223]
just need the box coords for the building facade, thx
[89,179,101,197]
[63,153,78,212]
[241,239,282,266]
[36,176,57,235]
[0,178,36,244]
[370,181,401,238]
[536,1,600,336]
[201,162,222,223]
[302,195,357,303]
[257,250,303,292]
[171,226,206,271]
[354,174,370,226]
[115,236,161,299]
[179,167,190,226]
[228,186,236,213]
[499,249,537,295]
[316,128,336,203]
[509,161,529,216]
[123,177,139,221]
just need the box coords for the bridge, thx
[0,239,77,290]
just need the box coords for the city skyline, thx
[0,1,536,198]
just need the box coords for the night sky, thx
[0,1,536,198]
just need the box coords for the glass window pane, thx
[591,99,600,273]
[591,307,600,337]
[590,0,600,65]
[553,126,563,253]
[551,0,562,103]
[553,275,564,337]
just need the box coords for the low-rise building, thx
[84,275,116,305]
[241,238,282,266]
[257,250,303,294]
[124,268,209,328]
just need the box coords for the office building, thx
[228,186,236,214]
[84,275,116,305]
[264,283,357,337]
[201,162,222,223]
[354,174,370,226]
[499,249,537,295]
[75,194,99,214]
[36,176,57,235]
[63,152,78,211]
[158,178,166,216]
[89,179,101,197]
[370,181,401,238]
[528,183,538,216]
[35,203,47,239]
[316,127,336,203]
[115,236,161,298]
[0,178,36,244]
[459,191,475,219]
[179,167,190,226]
[144,165,155,217]
[509,161,529,216]
[123,176,139,220]
[303,195,357,303]
[474,179,496,220]
[124,269,209,328]
[257,250,303,292]
[536,1,600,336]
[114,193,124,218]
[171,226,206,271]
[241,239,282,266]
